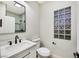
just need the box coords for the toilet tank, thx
[32,38,40,48]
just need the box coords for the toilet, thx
[32,38,51,58]
[37,47,51,58]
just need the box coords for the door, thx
[52,2,77,58]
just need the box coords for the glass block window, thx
[54,6,71,40]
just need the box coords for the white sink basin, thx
[0,40,36,58]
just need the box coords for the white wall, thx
[40,1,77,58]
[25,1,40,40]
[0,2,6,16]
[0,1,40,46]
[77,2,79,53]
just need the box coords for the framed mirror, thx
[4,1,26,33]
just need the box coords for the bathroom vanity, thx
[9,45,37,58]
[0,40,38,58]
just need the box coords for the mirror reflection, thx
[4,1,26,32]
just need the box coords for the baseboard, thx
[52,54,62,58]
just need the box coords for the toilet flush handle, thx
[52,42,56,45]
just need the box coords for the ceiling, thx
[37,1,45,4]
[2,1,25,15]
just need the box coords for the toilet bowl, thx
[32,38,51,58]
[37,47,51,58]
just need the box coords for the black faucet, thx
[15,35,19,44]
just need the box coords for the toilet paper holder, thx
[52,42,56,45]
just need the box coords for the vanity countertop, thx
[32,38,40,42]
[0,40,36,58]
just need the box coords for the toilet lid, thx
[37,47,50,56]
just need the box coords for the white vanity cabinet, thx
[9,46,37,58]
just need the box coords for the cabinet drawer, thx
[9,49,29,58]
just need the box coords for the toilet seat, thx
[37,47,50,57]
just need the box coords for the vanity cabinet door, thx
[24,46,36,58]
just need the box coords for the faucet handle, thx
[19,39,22,43]
[15,35,19,39]
[8,41,12,45]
